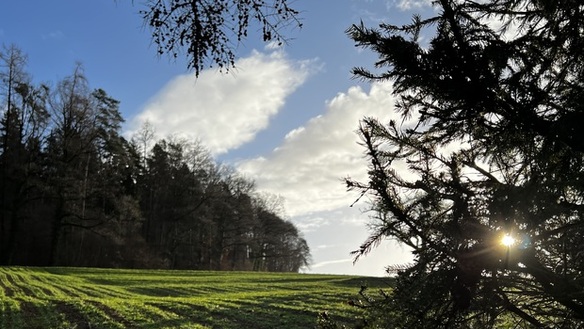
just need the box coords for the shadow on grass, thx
[331,276,394,288]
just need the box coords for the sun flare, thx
[501,234,516,247]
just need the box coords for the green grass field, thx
[0,267,390,328]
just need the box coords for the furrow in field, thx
[41,284,82,299]
[10,269,73,300]
[0,270,15,297]
[41,277,105,300]
[81,284,134,299]
[86,300,134,328]
[132,301,218,329]
[27,283,57,299]
[48,282,91,299]
[53,300,124,329]
[52,300,93,329]
[144,301,215,328]
[184,298,306,329]
[2,272,37,298]
[25,274,84,300]
[103,299,181,325]
[23,268,94,299]
[0,267,380,329]
[124,286,188,298]
[11,274,66,300]
[17,299,70,328]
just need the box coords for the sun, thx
[501,234,516,247]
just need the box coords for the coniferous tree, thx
[342,0,584,327]
[0,45,49,265]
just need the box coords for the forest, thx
[0,44,311,272]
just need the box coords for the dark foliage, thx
[332,0,584,328]
[140,0,302,76]
[0,45,310,272]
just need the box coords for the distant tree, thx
[132,120,155,169]
[135,136,310,271]
[340,0,584,327]
[0,45,49,265]
[83,88,145,267]
[140,0,302,76]
[0,44,29,264]
[212,172,256,271]
[251,207,310,272]
[137,138,211,268]
[44,65,139,266]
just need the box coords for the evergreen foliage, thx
[340,0,584,327]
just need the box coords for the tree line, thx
[0,44,310,272]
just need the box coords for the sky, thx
[1,0,435,277]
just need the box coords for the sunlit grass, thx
[0,267,389,328]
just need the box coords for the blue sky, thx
[1,0,434,276]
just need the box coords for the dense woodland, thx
[0,45,310,272]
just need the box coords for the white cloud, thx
[237,81,398,217]
[395,0,433,11]
[311,258,352,269]
[237,81,414,276]
[129,49,317,155]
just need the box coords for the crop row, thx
[0,267,390,328]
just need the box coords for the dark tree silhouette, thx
[0,47,310,272]
[339,0,584,327]
[0,45,49,265]
[140,0,302,76]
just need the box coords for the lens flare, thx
[502,234,516,247]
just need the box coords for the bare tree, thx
[140,0,302,76]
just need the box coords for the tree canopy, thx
[0,45,310,272]
[341,0,584,327]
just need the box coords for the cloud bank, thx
[237,81,414,276]
[237,81,397,218]
[129,49,316,155]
